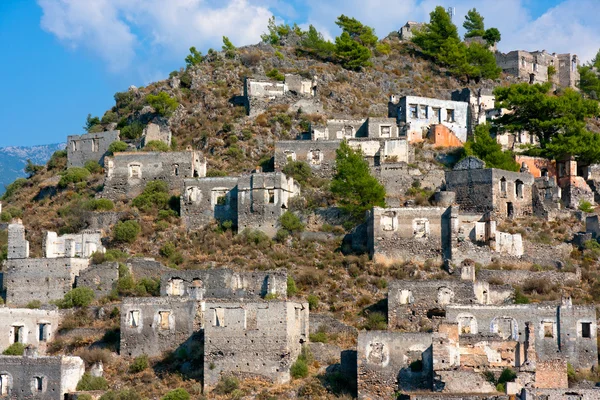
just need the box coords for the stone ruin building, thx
[358,275,598,399]
[0,308,60,355]
[495,50,580,88]
[66,130,120,168]
[102,150,206,199]
[274,117,410,176]
[389,95,469,143]
[119,268,308,392]
[181,171,300,236]
[0,350,84,400]
[451,88,496,136]
[243,74,319,117]
[142,120,172,147]
[2,221,118,305]
[398,21,425,41]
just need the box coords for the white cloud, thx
[37,0,273,72]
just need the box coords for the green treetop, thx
[463,8,485,38]
[463,124,519,171]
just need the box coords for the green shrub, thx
[57,287,95,308]
[113,220,141,243]
[161,389,190,400]
[26,300,41,309]
[107,141,129,155]
[213,376,239,395]
[83,198,115,211]
[280,212,304,233]
[47,149,68,170]
[514,287,530,304]
[146,92,179,117]
[496,383,505,393]
[2,178,27,200]
[290,358,309,378]
[309,331,328,343]
[567,362,576,381]
[77,394,93,400]
[287,276,298,297]
[282,161,313,186]
[307,294,319,310]
[77,373,109,391]
[58,167,91,188]
[99,389,141,400]
[363,312,387,330]
[120,121,144,140]
[264,293,279,300]
[275,229,290,242]
[132,181,170,213]
[160,242,177,258]
[579,200,594,213]
[266,68,285,81]
[2,342,25,355]
[498,368,517,385]
[84,160,103,174]
[129,354,149,373]
[143,140,170,152]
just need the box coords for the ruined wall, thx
[368,207,449,264]
[103,151,206,199]
[142,122,171,146]
[521,388,600,400]
[120,297,199,357]
[159,269,288,300]
[535,359,568,389]
[372,162,445,206]
[387,280,513,329]
[357,331,433,399]
[243,76,318,117]
[445,304,597,368]
[44,231,104,259]
[0,355,84,400]
[0,308,61,354]
[180,177,239,229]
[67,130,120,168]
[236,172,300,236]
[203,300,308,391]
[76,262,119,298]
[495,50,579,89]
[396,96,469,143]
[7,223,29,260]
[4,258,90,305]
[477,268,581,286]
[428,124,463,147]
[274,140,340,178]
[515,156,557,178]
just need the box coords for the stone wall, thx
[180,177,240,229]
[274,140,340,178]
[515,156,557,178]
[203,300,308,391]
[159,269,288,300]
[477,268,581,286]
[372,162,445,206]
[120,297,199,357]
[8,222,29,260]
[494,50,579,89]
[445,303,597,368]
[103,151,206,199]
[521,388,600,400]
[44,231,104,259]
[0,354,84,400]
[142,121,171,147]
[428,124,463,147]
[243,75,318,117]
[357,331,433,399]
[4,258,90,305]
[126,258,170,281]
[0,308,61,354]
[76,262,119,298]
[67,130,120,168]
[535,359,568,389]
[387,279,513,329]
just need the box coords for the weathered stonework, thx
[399,21,425,41]
[76,262,119,298]
[44,231,104,259]
[103,151,206,199]
[181,172,300,236]
[0,354,84,400]
[66,130,120,168]
[451,88,496,136]
[495,50,579,89]
[7,222,29,260]
[390,95,469,143]
[243,75,318,117]
[521,388,600,399]
[0,308,61,355]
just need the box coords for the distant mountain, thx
[0,143,66,195]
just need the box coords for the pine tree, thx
[463,8,485,38]
[412,6,460,57]
[331,141,386,219]
[334,31,372,70]
[464,124,519,171]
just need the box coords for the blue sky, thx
[0,0,597,148]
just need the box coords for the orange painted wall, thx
[515,155,557,178]
[430,124,463,147]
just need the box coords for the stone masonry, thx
[103,150,206,199]
[0,308,61,355]
[495,50,579,88]
[66,130,120,168]
[44,230,104,259]
[0,353,84,400]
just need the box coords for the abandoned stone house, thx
[0,352,84,400]
[387,275,514,331]
[2,222,117,305]
[180,171,300,236]
[66,130,120,168]
[389,95,469,143]
[159,269,287,300]
[495,50,580,88]
[451,88,496,136]
[102,150,206,199]
[0,308,60,355]
[142,120,172,147]
[445,156,535,219]
[120,268,308,391]
[366,204,524,266]
[398,21,425,41]
[555,155,595,209]
[243,75,318,117]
